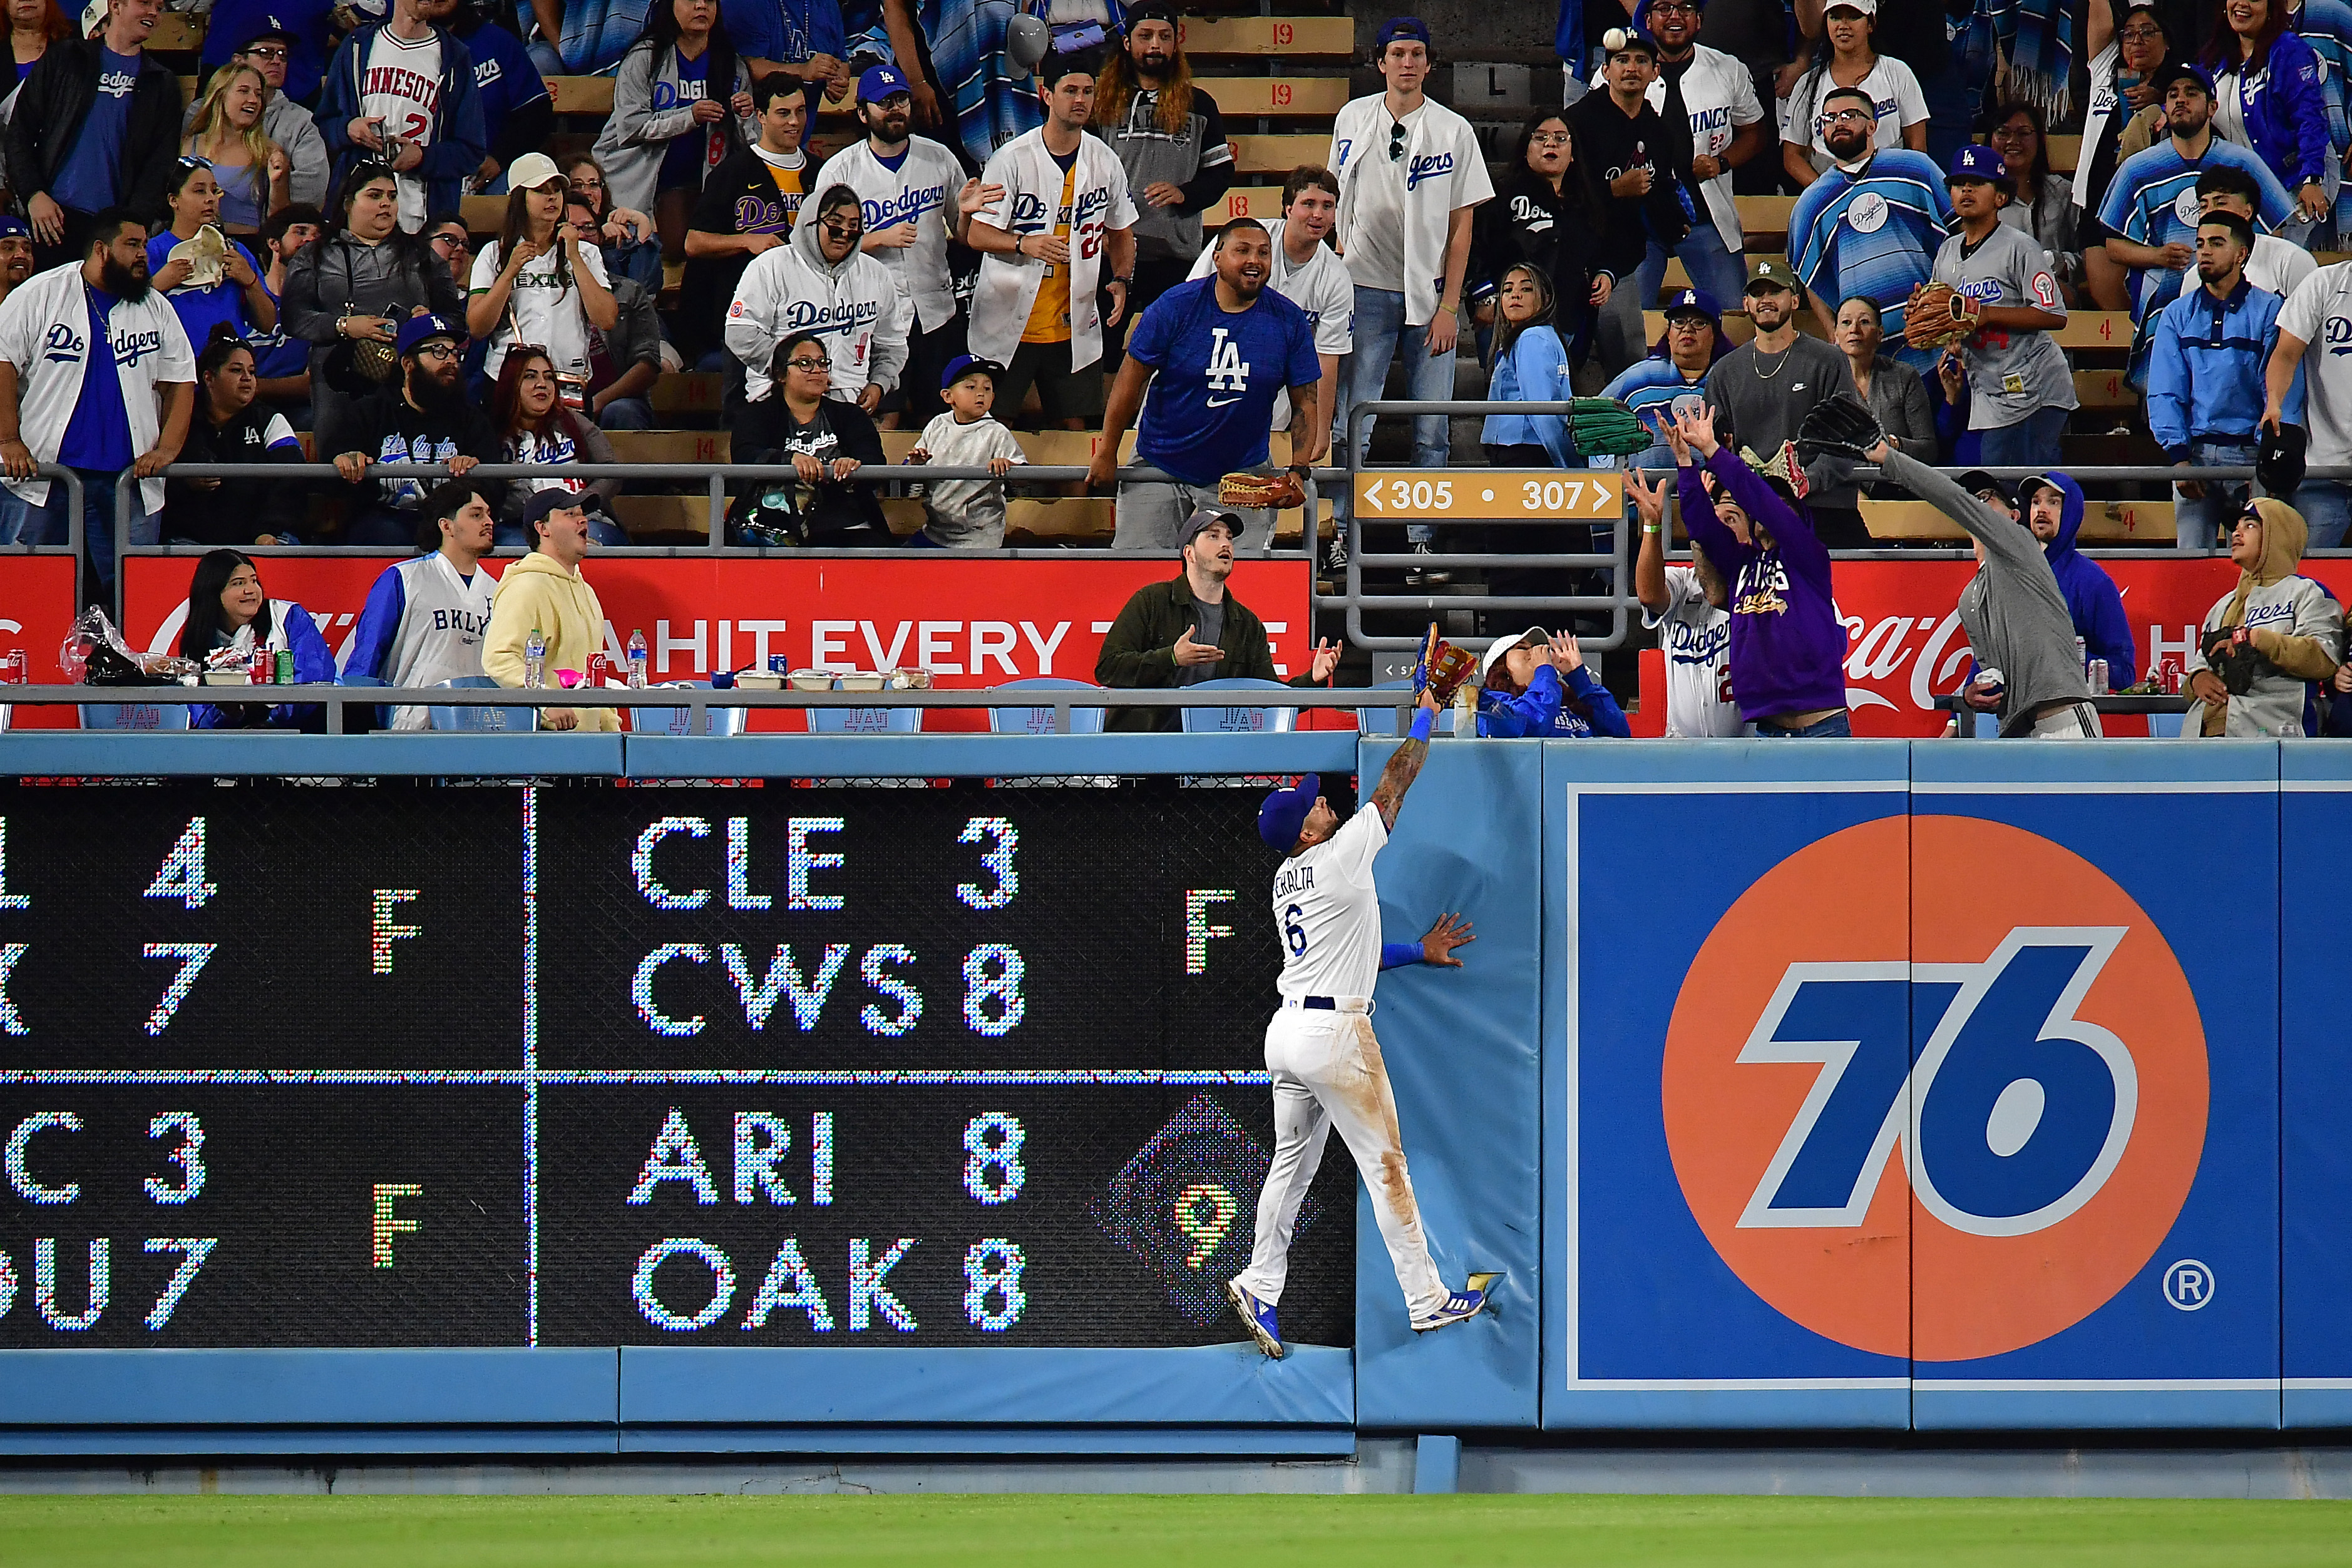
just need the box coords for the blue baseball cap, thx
[1258,773,1323,851]
[1375,16,1430,49]
[0,216,28,241]
[1948,141,2007,185]
[394,312,463,357]
[857,63,909,103]
[1661,286,1722,332]
[939,352,1003,391]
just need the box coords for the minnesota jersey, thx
[1270,801,1388,1003]
[1931,222,2078,431]
[1786,149,1952,368]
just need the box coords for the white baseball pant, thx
[1232,1003,1449,1321]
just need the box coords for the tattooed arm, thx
[1370,688,1442,829]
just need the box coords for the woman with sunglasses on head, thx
[165,323,308,546]
[489,346,627,548]
[727,331,890,546]
[1781,0,1927,187]
[1470,113,1620,369]
[148,156,280,352]
[562,152,662,294]
[466,151,619,402]
[282,161,466,456]
[178,548,336,730]
[183,61,291,235]
[591,0,755,259]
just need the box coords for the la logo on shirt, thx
[1206,326,1250,407]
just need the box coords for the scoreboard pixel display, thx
[0,786,1353,1350]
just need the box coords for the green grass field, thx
[3,1494,2350,1567]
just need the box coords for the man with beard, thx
[1784,83,1951,367]
[726,182,911,411]
[1703,260,1871,548]
[822,64,985,424]
[2149,212,2301,549]
[683,74,816,366]
[1098,4,1234,362]
[2100,63,2293,378]
[1636,0,1765,315]
[6,0,182,269]
[0,218,33,309]
[1183,167,1353,545]
[182,22,332,208]
[0,210,194,581]
[328,312,501,546]
[1091,217,1325,550]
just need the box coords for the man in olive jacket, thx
[1096,507,1340,732]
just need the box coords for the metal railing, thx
[1,466,86,607]
[1,683,1432,737]
[113,461,1341,563]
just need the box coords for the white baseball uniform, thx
[1233,801,1447,1321]
[1645,565,1742,737]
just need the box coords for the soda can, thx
[249,646,271,685]
[769,653,791,675]
[585,652,611,688]
[0,648,26,685]
[2159,654,2184,694]
[2088,658,2109,696]
[274,648,294,685]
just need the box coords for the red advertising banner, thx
[1,555,81,729]
[120,555,1317,732]
[1829,558,2352,737]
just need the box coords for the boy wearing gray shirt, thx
[1931,144,2079,468]
[906,356,1029,548]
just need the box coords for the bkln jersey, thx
[1270,802,1389,1004]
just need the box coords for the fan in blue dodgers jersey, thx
[1926,142,2077,470]
[1784,83,1952,369]
[344,477,500,730]
[1226,694,1499,1360]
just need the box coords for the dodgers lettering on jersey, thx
[1271,802,1389,1004]
[39,317,165,370]
[1405,149,1456,191]
[862,180,947,230]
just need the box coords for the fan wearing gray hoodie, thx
[1871,441,2100,737]
[723,181,911,407]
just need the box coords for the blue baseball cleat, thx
[1412,1272,1501,1334]
[1226,1279,1285,1360]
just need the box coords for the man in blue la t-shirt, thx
[1089,217,1323,551]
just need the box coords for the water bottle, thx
[524,628,547,689]
[627,629,648,689]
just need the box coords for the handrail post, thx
[707,472,726,548]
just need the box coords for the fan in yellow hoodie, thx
[484,489,622,732]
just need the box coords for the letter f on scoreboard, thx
[1733,928,2136,1240]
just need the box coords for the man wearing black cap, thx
[2098,62,2295,357]
[1225,693,1496,1359]
[327,312,503,546]
[1703,259,1871,546]
[1571,26,1690,375]
[180,21,331,207]
[1097,3,1233,364]
[1094,506,1340,730]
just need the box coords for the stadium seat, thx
[988,677,1109,735]
[79,702,189,730]
[339,670,390,730]
[1179,677,1297,734]
[632,680,747,736]
[427,675,534,733]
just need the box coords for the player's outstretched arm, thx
[1370,689,1440,829]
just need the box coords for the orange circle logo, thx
[1661,816,2209,1362]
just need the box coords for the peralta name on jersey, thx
[1272,862,1315,898]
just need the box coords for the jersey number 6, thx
[1283,904,1308,958]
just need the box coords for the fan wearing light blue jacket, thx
[1480,263,1577,468]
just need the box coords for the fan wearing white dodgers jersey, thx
[2264,259,2352,549]
[1226,690,1497,1358]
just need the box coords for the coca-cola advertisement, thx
[118,555,1316,733]
[0,556,82,729]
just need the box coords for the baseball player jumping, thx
[1227,685,1495,1358]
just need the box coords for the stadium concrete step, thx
[1641,307,2134,352]
[1856,496,2175,543]
[1231,135,1330,174]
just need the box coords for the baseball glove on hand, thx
[1218,469,1307,510]
[1794,397,1886,466]
[2202,625,2270,696]
[1904,281,1982,349]
[1411,625,1478,706]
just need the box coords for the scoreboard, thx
[0,786,1354,1350]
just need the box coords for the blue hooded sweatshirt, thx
[2030,471,2137,682]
